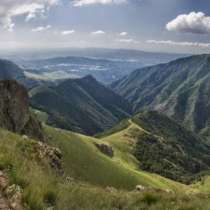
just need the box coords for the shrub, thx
[44,190,57,206]
[142,192,160,206]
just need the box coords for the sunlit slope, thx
[100,111,210,183]
[45,125,187,191]
[1,125,210,210]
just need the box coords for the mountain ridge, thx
[30,75,132,135]
[111,54,210,140]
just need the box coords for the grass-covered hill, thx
[30,75,132,135]
[100,111,210,183]
[111,54,210,141]
[1,116,210,210]
[1,125,210,210]
[1,79,210,210]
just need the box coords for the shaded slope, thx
[0,58,45,89]
[111,54,210,139]
[30,75,132,135]
[101,111,210,183]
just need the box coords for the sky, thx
[1,0,210,53]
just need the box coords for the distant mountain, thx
[0,59,25,80]
[101,111,210,183]
[111,54,210,141]
[0,59,45,89]
[30,75,132,135]
[14,48,187,84]
[22,56,143,84]
[11,48,187,64]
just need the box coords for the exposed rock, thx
[35,142,63,175]
[5,185,23,210]
[135,185,146,192]
[94,143,114,157]
[65,176,74,183]
[0,171,24,210]
[105,186,117,193]
[0,80,44,141]
[0,171,9,190]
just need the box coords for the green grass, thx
[45,125,184,190]
[1,126,210,210]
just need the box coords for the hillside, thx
[1,124,209,210]
[30,75,132,135]
[111,54,210,140]
[0,59,44,89]
[0,59,25,80]
[1,79,210,209]
[101,111,210,183]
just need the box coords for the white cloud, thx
[91,30,106,35]
[61,30,75,35]
[166,12,210,34]
[147,40,210,48]
[119,31,127,36]
[32,24,51,32]
[0,0,59,31]
[73,0,126,7]
[116,38,139,44]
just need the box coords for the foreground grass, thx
[0,127,210,210]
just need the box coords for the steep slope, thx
[0,80,43,140]
[111,54,210,139]
[0,80,209,209]
[1,125,209,210]
[101,111,210,183]
[30,75,132,135]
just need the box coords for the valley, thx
[1,53,210,210]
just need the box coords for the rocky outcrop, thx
[35,142,63,175]
[0,171,24,210]
[94,143,114,157]
[0,80,44,141]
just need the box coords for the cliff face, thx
[0,80,43,140]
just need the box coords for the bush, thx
[142,192,160,206]
[44,190,57,206]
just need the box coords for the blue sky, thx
[1,0,210,53]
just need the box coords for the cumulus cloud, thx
[0,0,59,31]
[147,40,210,48]
[73,0,126,7]
[61,30,75,35]
[91,30,106,35]
[32,24,51,32]
[119,31,127,36]
[166,12,210,34]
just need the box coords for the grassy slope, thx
[1,126,210,209]
[100,120,190,191]
[45,125,186,191]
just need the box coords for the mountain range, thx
[1,53,210,210]
[0,58,45,89]
[11,48,186,84]
[111,54,210,141]
[30,75,132,135]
